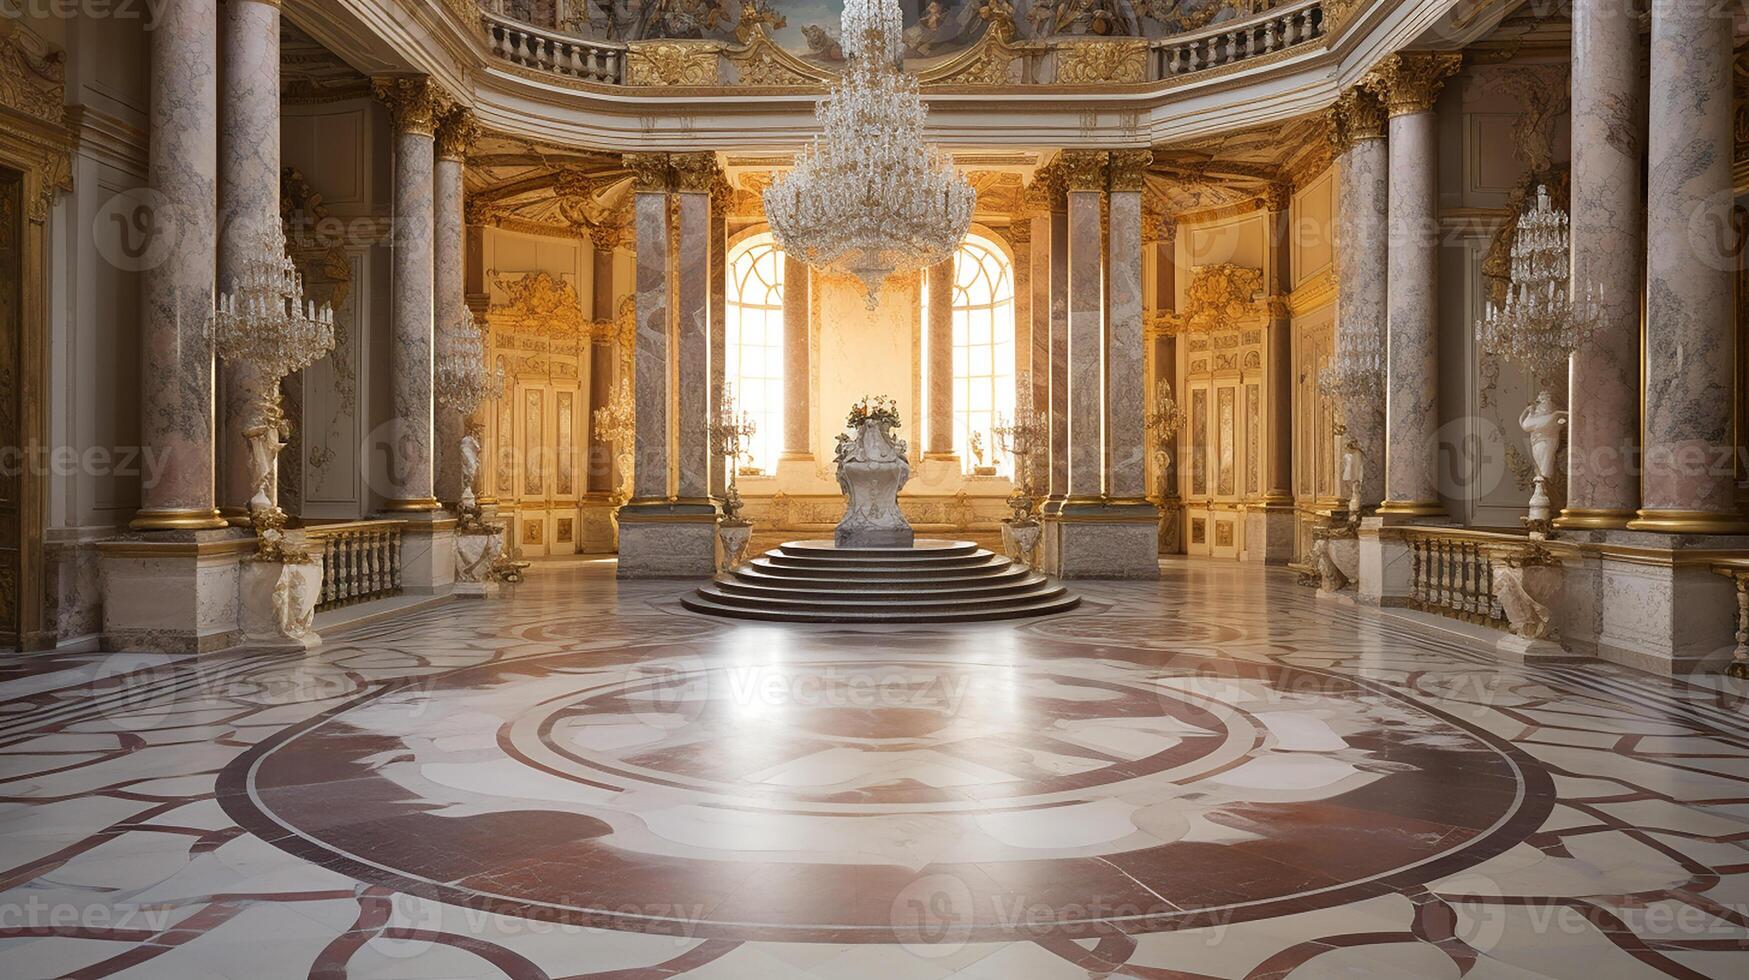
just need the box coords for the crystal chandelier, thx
[1319,312,1385,414]
[435,302,500,418]
[1476,185,1600,389]
[212,222,335,559]
[762,0,975,309]
[592,375,636,502]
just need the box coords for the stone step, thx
[714,573,1054,603]
[727,565,1040,591]
[693,583,1070,614]
[760,549,999,571]
[775,540,981,560]
[746,555,1018,581]
[679,590,1081,624]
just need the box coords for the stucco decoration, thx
[1159,263,1265,335]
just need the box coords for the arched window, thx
[951,235,1016,474]
[725,235,785,473]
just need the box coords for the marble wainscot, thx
[97,530,251,653]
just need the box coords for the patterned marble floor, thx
[3,558,1748,979]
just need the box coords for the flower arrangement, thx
[846,394,902,430]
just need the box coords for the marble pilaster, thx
[1629,1,1747,533]
[671,153,715,504]
[433,107,474,509]
[1104,151,1148,502]
[374,77,445,513]
[1028,210,1052,491]
[926,257,956,460]
[1009,218,1033,401]
[216,0,280,524]
[1333,88,1389,512]
[133,0,225,531]
[588,225,619,495]
[1048,206,1070,500]
[709,193,729,498]
[1365,54,1460,517]
[1063,151,1106,501]
[627,157,671,504]
[1250,183,1297,563]
[1558,0,1645,530]
[782,252,812,460]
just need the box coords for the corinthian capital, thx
[373,76,448,137]
[670,152,721,193]
[435,106,478,161]
[1059,150,1110,193]
[1363,52,1463,117]
[622,153,672,193]
[1107,149,1154,193]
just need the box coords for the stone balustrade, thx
[1712,560,1749,679]
[1401,528,1516,633]
[482,9,625,85]
[1153,0,1325,78]
[305,520,407,611]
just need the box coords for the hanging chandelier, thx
[435,302,501,418]
[762,0,975,309]
[212,223,335,385]
[1476,185,1600,389]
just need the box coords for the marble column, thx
[617,153,717,577]
[1629,1,1746,533]
[926,256,956,460]
[132,0,225,531]
[1048,194,1070,501]
[433,107,475,509]
[1009,217,1033,402]
[671,153,715,504]
[1063,151,1106,501]
[1104,150,1150,502]
[1333,87,1390,512]
[1366,53,1461,517]
[781,252,812,460]
[216,0,280,525]
[709,186,729,498]
[374,77,446,513]
[1250,182,1297,562]
[1028,208,1052,494]
[588,223,619,495]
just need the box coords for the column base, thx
[1625,509,1749,535]
[129,507,229,531]
[1042,501,1160,579]
[1242,503,1296,565]
[618,501,718,578]
[1554,507,1637,530]
[1356,516,1418,607]
[380,497,443,513]
[386,511,458,595]
[1375,499,1448,517]
[97,529,252,652]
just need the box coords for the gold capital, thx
[623,153,672,193]
[1106,149,1153,193]
[435,106,477,161]
[372,76,448,137]
[1330,86,1388,151]
[670,152,721,193]
[1060,150,1109,193]
[1363,52,1463,117]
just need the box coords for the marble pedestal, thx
[1044,502,1161,579]
[1243,504,1296,565]
[1356,515,1440,607]
[1558,530,1749,676]
[454,529,504,598]
[388,512,457,595]
[617,502,718,578]
[240,559,323,650]
[97,530,250,653]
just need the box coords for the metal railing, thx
[1153,0,1325,78]
[304,520,406,611]
[1400,527,1517,632]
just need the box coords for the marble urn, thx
[833,421,914,548]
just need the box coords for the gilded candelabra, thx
[710,383,759,522]
[993,371,1047,519]
[211,223,335,560]
[1144,378,1187,499]
[592,376,636,502]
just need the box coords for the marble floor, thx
[3,559,1748,979]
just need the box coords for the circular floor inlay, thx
[223,645,1549,942]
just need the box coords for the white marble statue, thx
[834,419,914,548]
[1340,439,1363,517]
[1520,391,1569,524]
[243,405,290,513]
[1491,554,1563,641]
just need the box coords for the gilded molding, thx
[1259,181,1292,214]
[1363,52,1463,117]
[1159,263,1266,334]
[372,76,448,137]
[625,40,722,87]
[670,152,720,193]
[1059,150,1109,193]
[623,152,672,193]
[1107,149,1153,193]
[0,20,66,124]
[1026,163,1066,212]
[1054,39,1149,85]
[489,271,587,343]
[434,105,477,161]
[1322,0,1368,35]
[1287,268,1339,317]
[1332,86,1387,149]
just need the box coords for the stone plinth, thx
[393,513,457,595]
[618,502,718,578]
[454,528,503,598]
[1044,501,1160,579]
[98,531,249,652]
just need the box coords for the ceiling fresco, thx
[499,0,1270,65]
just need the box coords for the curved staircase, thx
[681,540,1080,623]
